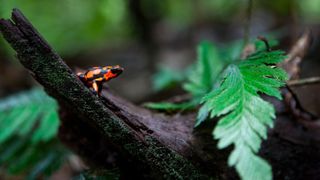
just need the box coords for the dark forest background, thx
[0,0,320,179]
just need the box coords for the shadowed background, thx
[0,0,320,179]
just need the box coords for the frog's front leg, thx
[92,80,99,96]
[92,80,103,96]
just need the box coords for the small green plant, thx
[145,41,225,110]
[147,39,288,180]
[0,88,68,179]
[183,41,224,99]
[152,66,186,92]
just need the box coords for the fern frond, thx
[183,41,224,98]
[146,41,224,112]
[152,66,185,92]
[0,88,58,143]
[198,50,288,180]
[0,88,66,178]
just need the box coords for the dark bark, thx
[1,9,320,180]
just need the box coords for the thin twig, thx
[284,29,311,64]
[281,30,311,80]
[257,36,271,51]
[287,77,320,87]
[284,85,317,121]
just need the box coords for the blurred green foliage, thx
[0,0,320,179]
[298,0,320,22]
[0,88,68,179]
[147,41,228,112]
[0,0,319,58]
[0,0,129,56]
[144,101,195,112]
[152,66,186,92]
[183,41,224,98]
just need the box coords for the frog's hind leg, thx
[77,72,86,83]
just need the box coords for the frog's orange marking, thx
[86,69,101,78]
[86,72,93,79]
[92,81,99,93]
[104,71,116,80]
[95,77,104,81]
[77,65,124,96]
[103,66,112,70]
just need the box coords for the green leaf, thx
[0,137,27,163]
[0,88,67,178]
[220,40,244,62]
[195,103,210,127]
[198,50,287,180]
[255,39,278,51]
[143,101,196,111]
[0,107,28,143]
[0,88,58,143]
[28,149,66,180]
[8,146,40,174]
[146,41,225,112]
[152,66,185,92]
[183,41,224,98]
[220,38,279,62]
[32,108,59,143]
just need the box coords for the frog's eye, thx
[111,67,123,75]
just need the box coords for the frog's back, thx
[85,67,107,81]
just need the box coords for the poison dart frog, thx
[77,65,124,96]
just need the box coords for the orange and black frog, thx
[77,65,124,96]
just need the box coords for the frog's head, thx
[104,65,124,80]
[110,65,124,76]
